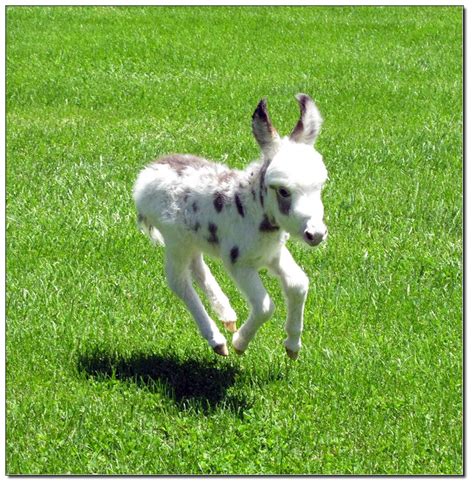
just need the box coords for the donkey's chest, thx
[222,227,286,268]
[185,215,283,267]
[243,237,284,267]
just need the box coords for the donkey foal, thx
[133,94,328,359]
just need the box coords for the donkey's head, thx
[253,94,328,247]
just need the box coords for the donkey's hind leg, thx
[191,254,237,333]
[165,249,228,356]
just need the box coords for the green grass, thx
[6,6,463,475]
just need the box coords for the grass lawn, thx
[6,6,463,475]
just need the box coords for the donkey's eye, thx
[277,187,291,198]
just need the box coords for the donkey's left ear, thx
[290,93,323,146]
[252,98,281,158]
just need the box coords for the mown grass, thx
[6,6,462,475]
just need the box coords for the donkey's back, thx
[134,154,240,245]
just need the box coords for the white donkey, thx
[133,94,328,359]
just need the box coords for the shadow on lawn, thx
[77,350,250,415]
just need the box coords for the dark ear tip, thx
[253,97,269,119]
[295,93,313,105]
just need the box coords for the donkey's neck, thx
[242,158,279,230]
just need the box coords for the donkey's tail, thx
[137,214,165,246]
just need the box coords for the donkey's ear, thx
[252,98,280,158]
[290,93,323,146]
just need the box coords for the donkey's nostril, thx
[304,229,325,246]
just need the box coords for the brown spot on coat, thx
[151,154,209,176]
[218,170,237,185]
[259,214,280,232]
[207,222,219,244]
[230,246,239,264]
[234,193,245,217]
[214,192,224,212]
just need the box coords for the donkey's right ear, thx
[252,98,280,158]
[290,93,323,146]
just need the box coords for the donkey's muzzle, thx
[303,229,327,247]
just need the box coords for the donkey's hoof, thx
[224,321,237,333]
[213,344,229,357]
[232,334,246,355]
[285,347,299,360]
[233,346,245,356]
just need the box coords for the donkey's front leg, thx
[227,266,275,354]
[268,246,309,359]
[165,250,228,356]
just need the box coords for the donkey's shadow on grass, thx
[77,350,253,416]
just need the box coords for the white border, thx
[1,0,469,483]
[0,0,469,6]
